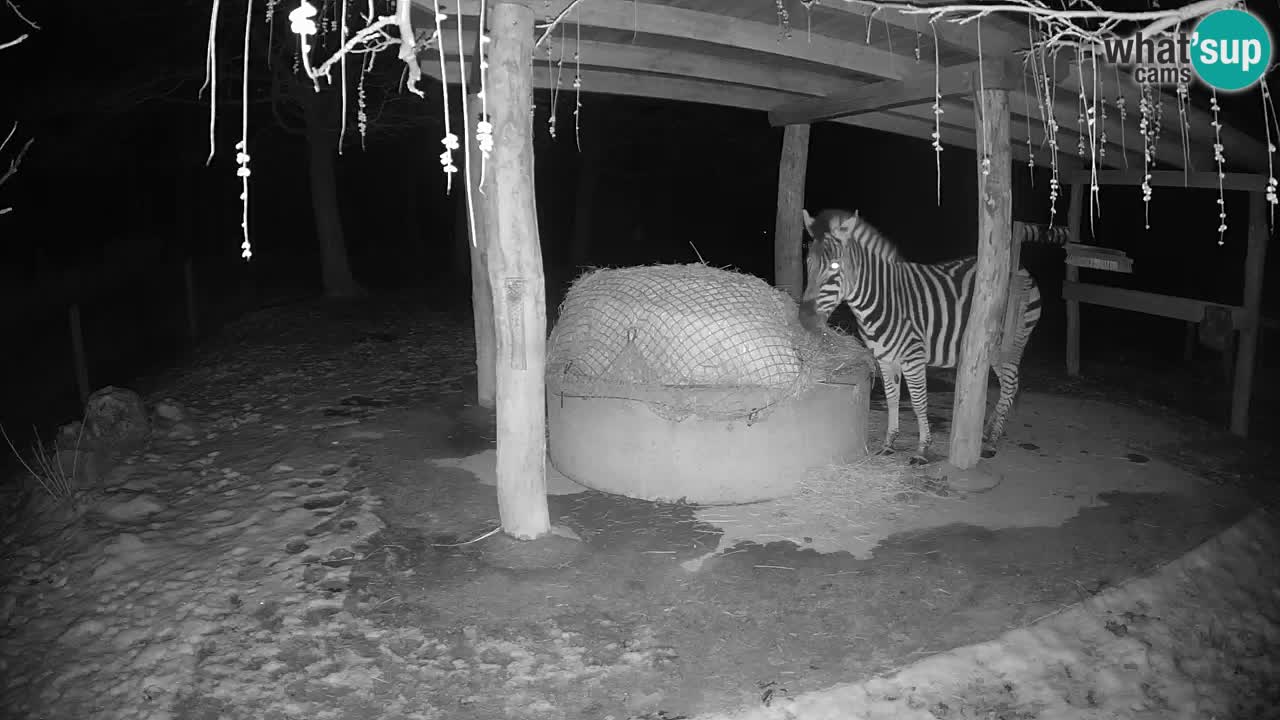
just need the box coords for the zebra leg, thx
[983,361,1020,448]
[901,361,933,465]
[878,360,902,455]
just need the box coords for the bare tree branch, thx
[0,123,34,215]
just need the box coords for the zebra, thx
[799,208,1067,464]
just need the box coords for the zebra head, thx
[799,208,861,333]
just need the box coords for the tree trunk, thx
[303,101,365,299]
[773,124,810,300]
[485,1,551,540]
[949,88,1012,470]
[454,180,472,292]
[466,93,496,409]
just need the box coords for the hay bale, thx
[548,264,806,388]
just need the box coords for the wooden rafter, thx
[421,56,1068,169]
[806,0,1025,57]
[1064,168,1272,192]
[448,0,918,81]
[769,57,1021,126]
[423,0,1265,173]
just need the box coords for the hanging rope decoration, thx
[1077,49,1099,220]
[1114,65,1128,168]
[573,15,583,151]
[288,1,320,84]
[202,0,221,166]
[1075,55,1087,158]
[1021,18,1037,181]
[801,0,815,42]
[1175,80,1191,183]
[914,14,922,62]
[431,0,458,190]
[338,0,349,154]
[265,0,278,50]
[930,19,943,204]
[1263,77,1279,219]
[976,18,991,178]
[356,52,372,148]
[475,0,493,193]
[545,14,556,138]
[547,21,566,139]
[1210,89,1227,245]
[1138,81,1154,229]
[236,0,254,259]
[1035,42,1061,224]
[460,0,490,252]
[1097,71,1107,162]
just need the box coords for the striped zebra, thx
[799,208,1066,464]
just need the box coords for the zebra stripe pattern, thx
[799,208,1054,464]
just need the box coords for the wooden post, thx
[183,258,199,342]
[466,97,497,409]
[484,0,551,540]
[999,221,1024,357]
[1064,181,1086,377]
[950,88,1012,470]
[773,123,810,300]
[1230,191,1269,437]
[69,303,90,405]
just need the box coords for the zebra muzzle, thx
[798,299,827,333]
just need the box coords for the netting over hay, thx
[547,264,875,422]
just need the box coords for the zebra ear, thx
[802,209,817,238]
[833,210,860,239]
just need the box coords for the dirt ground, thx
[1,292,1277,720]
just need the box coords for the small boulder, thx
[153,400,187,423]
[85,386,151,453]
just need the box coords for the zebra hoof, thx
[908,453,931,467]
[980,446,997,459]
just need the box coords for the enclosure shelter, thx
[409,0,1270,536]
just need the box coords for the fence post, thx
[69,303,90,405]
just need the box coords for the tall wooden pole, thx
[773,123,810,301]
[485,0,551,540]
[1064,181,1086,377]
[1230,191,1269,437]
[466,96,497,409]
[950,87,1012,470]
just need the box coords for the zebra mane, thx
[844,212,905,263]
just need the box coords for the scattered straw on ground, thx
[692,453,950,557]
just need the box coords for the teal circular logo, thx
[1191,9,1272,91]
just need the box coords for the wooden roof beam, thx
[443,0,918,81]
[435,28,855,98]
[810,0,1026,56]
[1063,168,1272,192]
[768,56,1020,126]
[420,57,1056,169]
[441,29,1180,169]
